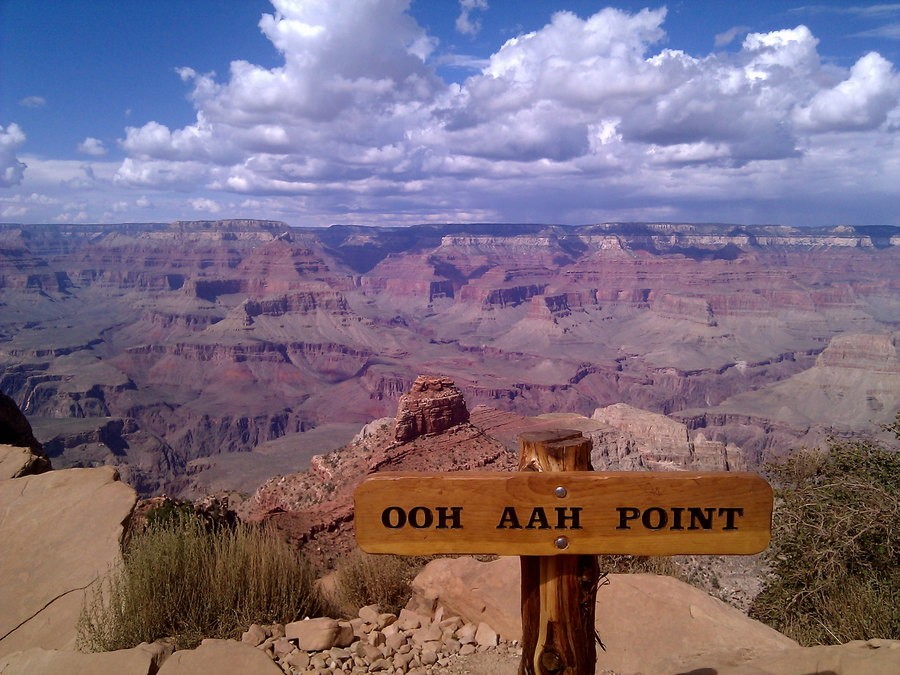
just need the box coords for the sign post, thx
[354,429,773,674]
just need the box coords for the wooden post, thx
[518,430,600,675]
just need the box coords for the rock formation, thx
[410,556,900,675]
[590,402,743,471]
[0,466,137,657]
[393,376,470,443]
[2,221,899,496]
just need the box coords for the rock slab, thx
[0,466,136,657]
[156,638,284,675]
[0,444,50,480]
[0,642,169,675]
[410,556,797,674]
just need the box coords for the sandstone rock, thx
[590,402,739,471]
[475,622,499,647]
[0,642,168,675]
[0,444,51,480]
[410,556,796,674]
[241,623,267,647]
[393,376,470,443]
[284,617,339,651]
[670,638,900,675]
[0,466,136,657]
[156,638,284,675]
[410,557,522,641]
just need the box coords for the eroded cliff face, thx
[590,403,743,471]
[1,221,897,496]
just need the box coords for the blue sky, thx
[1,0,899,226]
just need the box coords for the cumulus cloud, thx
[456,0,488,36]
[0,124,27,187]
[105,0,899,226]
[795,52,900,131]
[78,137,108,156]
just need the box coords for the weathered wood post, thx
[518,430,599,675]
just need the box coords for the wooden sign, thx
[354,471,772,556]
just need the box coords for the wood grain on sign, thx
[354,471,773,556]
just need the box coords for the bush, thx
[78,516,320,651]
[749,432,899,645]
[330,549,428,616]
[597,554,682,578]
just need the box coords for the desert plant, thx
[78,516,320,651]
[749,433,899,645]
[330,549,429,616]
[597,554,682,578]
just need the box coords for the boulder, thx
[156,639,284,675]
[671,638,900,675]
[0,466,136,657]
[393,376,470,443]
[0,444,51,480]
[0,642,170,675]
[284,617,339,651]
[410,556,796,674]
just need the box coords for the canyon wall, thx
[2,220,898,495]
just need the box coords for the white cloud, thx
[456,0,488,36]
[714,26,750,47]
[794,52,900,131]
[19,0,890,227]
[190,198,221,213]
[19,96,46,108]
[0,124,27,187]
[78,137,108,156]
[1,205,27,218]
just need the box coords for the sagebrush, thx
[749,425,899,645]
[331,549,430,616]
[78,517,320,651]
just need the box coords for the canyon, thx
[0,220,897,498]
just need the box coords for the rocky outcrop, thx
[815,332,899,371]
[410,556,797,674]
[0,466,136,657]
[590,403,743,471]
[393,376,470,443]
[0,643,171,675]
[0,444,51,479]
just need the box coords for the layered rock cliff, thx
[2,221,898,495]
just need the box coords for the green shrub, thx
[749,433,899,645]
[331,549,428,616]
[78,517,320,651]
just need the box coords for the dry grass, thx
[329,549,429,616]
[78,517,320,651]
